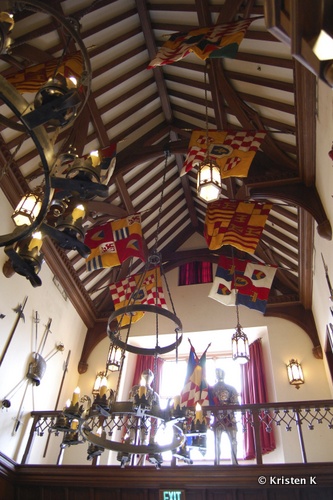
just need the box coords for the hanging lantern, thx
[106,342,122,372]
[197,157,222,203]
[12,191,43,227]
[231,323,250,364]
[287,359,304,389]
[196,65,222,203]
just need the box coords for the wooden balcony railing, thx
[21,399,333,466]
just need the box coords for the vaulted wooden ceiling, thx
[0,0,330,371]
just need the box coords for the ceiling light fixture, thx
[0,0,92,251]
[106,342,122,372]
[196,64,222,203]
[48,150,189,467]
[231,292,250,364]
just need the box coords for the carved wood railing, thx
[20,399,333,467]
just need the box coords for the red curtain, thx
[241,338,276,459]
[178,261,213,286]
[131,354,164,394]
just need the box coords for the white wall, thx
[0,191,87,464]
[312,79,333,395]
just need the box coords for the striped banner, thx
[7,51,83,93]
[204,199,272,253]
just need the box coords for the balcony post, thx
[295,409,307,463]
[21,414,40,464]
[252,410,263,465]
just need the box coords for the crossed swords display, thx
[0,297,67,435]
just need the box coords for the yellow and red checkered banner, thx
[181,130,266,179]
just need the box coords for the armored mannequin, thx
[210,368,238,465]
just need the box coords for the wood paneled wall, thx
[1,454,333,500]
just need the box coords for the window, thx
[178,261,213,286]
[159,356,242,400]
[158,355,244,463]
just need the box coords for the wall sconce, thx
[287,359,304,389]
[92,372,108,397]
[265,0,333,87]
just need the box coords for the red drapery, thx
[131,354,164,394]
[241,338,276,459]
[178,261,213,286]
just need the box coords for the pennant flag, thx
[204,199,272,253]
[84,214,145,271]
[109,267,167,326]
[180,343,210,408]
[7,51,83,93]
[148,18,257,68]
[181,130,266,178]
[209,255,277,313]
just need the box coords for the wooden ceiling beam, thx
[136,0,174,123]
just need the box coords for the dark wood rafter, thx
[247,183,332,240]
[265,302,323,359]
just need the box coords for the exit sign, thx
[159,491,185,500]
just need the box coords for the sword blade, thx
[0,296,28,366]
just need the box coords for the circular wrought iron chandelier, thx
[51,151,193,467]
[0,0,92,248]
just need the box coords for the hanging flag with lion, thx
[204,199,272,253]
[181,130,266,178]
[84,214,145,271]
[209,255,277,313]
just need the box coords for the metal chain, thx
[152,148,169,254]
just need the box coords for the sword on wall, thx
[321,253,333,301]
[0,296,28,366]
[42,349,71,458]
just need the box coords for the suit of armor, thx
[127,369,160,446]
[210,368,238,465]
